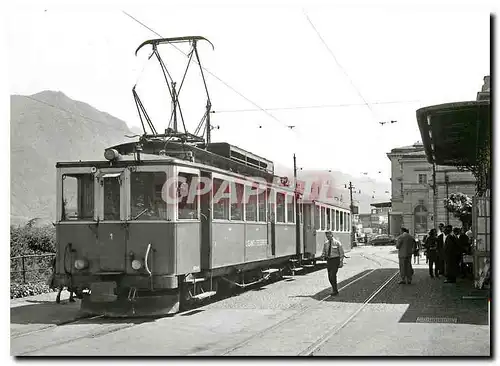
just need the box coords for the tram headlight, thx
[104,149,121,161]
[74,258,89,270]
[131,260,142,270]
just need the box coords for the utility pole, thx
[294,154,301,258]
[345,181,356,246]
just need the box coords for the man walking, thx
[322,231,345,296]
[424,229,439,278]
[396,227,415,284]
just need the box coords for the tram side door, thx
[267,188,276,257]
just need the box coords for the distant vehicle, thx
[370,234,396,246]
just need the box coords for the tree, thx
[443,193,473,228]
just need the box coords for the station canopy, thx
[416,100,490,166]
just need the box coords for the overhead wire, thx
[212,100,421,114]
[303,11,375,116]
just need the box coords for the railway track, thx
[214,258,400,356]
[13,251,397,356]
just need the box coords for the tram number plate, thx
[90,282,117,303]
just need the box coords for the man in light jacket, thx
[322,231,345,296]
[396,227,415,284]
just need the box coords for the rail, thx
[10,253,56,284]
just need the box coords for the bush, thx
[11,223,56,257]
[10,282,56,299]
[10,221,57,299]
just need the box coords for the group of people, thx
[397,223,473,284]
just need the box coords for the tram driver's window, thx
[130,172,167,220]
[178,172,199,220]
[213,178,230,220]
[276,192,285,223]
[62,173,94,221]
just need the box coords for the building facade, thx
[387,143,475,237]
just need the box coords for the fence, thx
[10,253,55,284]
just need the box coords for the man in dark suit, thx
[396,227,415,284]
[443,225,458,283]
[436,223,446,276]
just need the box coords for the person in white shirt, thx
[322,231,345,296]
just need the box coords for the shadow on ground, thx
[295,268,489,326]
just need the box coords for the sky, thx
[4,0,493,183]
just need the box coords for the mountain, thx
[10,91,390,225]
[10,91,136,225]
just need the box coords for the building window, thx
[326,208,331,230]
[414,204,428,233]
[418,174,427,184]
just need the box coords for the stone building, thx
[387,143,475,237]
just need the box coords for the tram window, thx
[245,185,257,222]
[231,182,244,221]
[276,192,285,223]
[347,213,351,231]
[320,207,326,230]
[213,178,230,220]
[287,195,295,223]
[314,205,320,230]
[61,174,94,221]
[130,172,167,220]
[268,189,275,221]
[178,172,199,220]
[336,210,340,232]
[258,190,267,222]
[326,208,331,230]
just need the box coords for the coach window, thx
[258,189,267,222]
[320,207,326,230]
[326,208,331,230]
[287,194,295,223]
[231,182,244,221]
[299,202,303,224]
[62,173,94,221]
[130,172,167,220]
[336,210,340,232]
[213,178,230,220]
[276,192,286,223]
[314,204,320,230]
[178,172,199,220]
[245,185,257,222]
